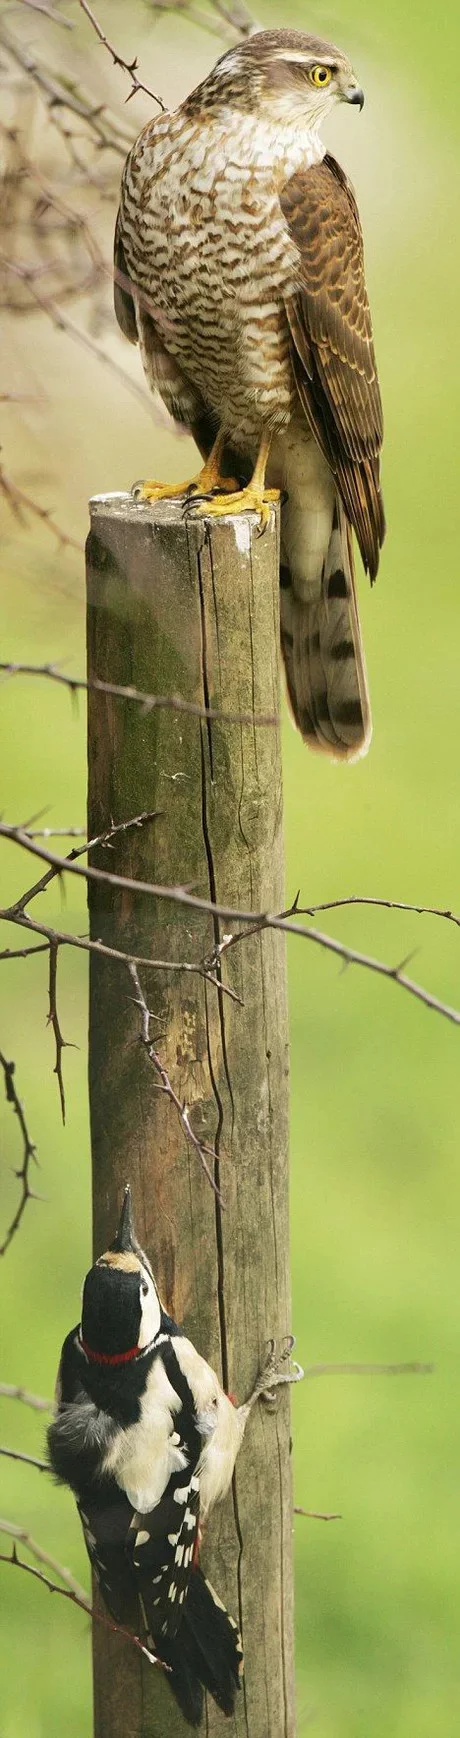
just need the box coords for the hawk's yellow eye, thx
[309,65,332,88]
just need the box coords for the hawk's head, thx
[192,29,364,128]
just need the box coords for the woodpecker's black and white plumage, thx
[48,1187,302,1727]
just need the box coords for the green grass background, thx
[1,1,459,1733]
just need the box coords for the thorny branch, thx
[0,1051,39,1256]
[9,810,160,920]
[0,911,239,999]
[0,1546,162,1665]
[0,804,240,991]
[128,963,224,1203]
[77,0,166,109]
[301,895,460,930]
[0,812,162,1117]
[47,941,72,1125]
[1,827,459,1030]
[0,662,277,728]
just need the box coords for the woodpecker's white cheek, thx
[138,1271,161,1347]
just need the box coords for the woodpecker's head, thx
[80,1187,161,1363]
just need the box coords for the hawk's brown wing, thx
[280,153,384,581]
[114,210,138,344]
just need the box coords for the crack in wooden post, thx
[86,492,293,1738]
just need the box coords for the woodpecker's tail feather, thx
[280,503,372,761]
[158,1568,243,1726]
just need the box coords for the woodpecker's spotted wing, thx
[126,1466,201,1640]
[77,1488,139,1631]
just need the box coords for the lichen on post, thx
[86,494,294,1738]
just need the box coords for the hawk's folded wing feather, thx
[114,209,138,345]
[280,153,385,580]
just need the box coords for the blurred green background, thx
[1,1,459,1734]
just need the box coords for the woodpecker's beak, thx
[111,1184,136,1254]
[343,82,364,110]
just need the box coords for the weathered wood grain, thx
[86,494,294,1738]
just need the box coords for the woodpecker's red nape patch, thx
[80,1337,140,1366]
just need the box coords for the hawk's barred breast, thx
[119,109,324,449]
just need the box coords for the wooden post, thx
[86,495,293,1738]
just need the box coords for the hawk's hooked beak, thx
[343,82,364,110]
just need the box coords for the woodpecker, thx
[48,1186,303,1727]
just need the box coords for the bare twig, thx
[0,1384,51,1411]
[0,1520,87,1600]
[0,1447,48,1472]
[0,662,277,729]
[0,1051,39,1256]
[0,393,45,405]
[0,1546,162,1664]
[294,1507,341,1521]
[0,462,83,555]
[0,942,50,962]
[77,0,166,109]
[0,261,155,417]
[129,963,223,1203]
[1,828,459,1030]
[146,0,255,40]
[0,121,108,284]
[0,28,133,155]
[304,1361,434,1379]
[18,0,73,24]
[210,0,255,35]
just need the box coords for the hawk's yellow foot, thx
[132,430,239,504]
[192,483,279,531]
[132,470,239,504]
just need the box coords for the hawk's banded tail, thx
[280,501,371,761]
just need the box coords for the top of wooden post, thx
[88,489,278,551]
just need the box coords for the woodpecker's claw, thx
[247,1336,304,1412]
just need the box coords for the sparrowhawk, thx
[114,29,384,760]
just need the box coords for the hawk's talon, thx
[191,483,280,530]
[130,466,240,507]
